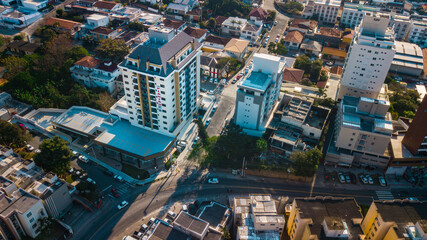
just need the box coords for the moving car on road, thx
[114,175,124,182]
[118,201,129,210]
[208,178,219,184]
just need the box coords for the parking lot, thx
[322,165,387,187]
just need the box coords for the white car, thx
[182,204,188,212]
[87,178,96,185]
[367,175,374,184]
[26,144,34,152]
[114,175,124,182]
[117,201,129,210]
[208,178,219,184]
[72,151,79,157]
[167,211,177,219]
[360,175,368,184]
[35,149,41,154]
[78,155,89,163]
[338,173,345,183]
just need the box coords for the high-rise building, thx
[402,95,427,156]
[338,14,396,99]
[119,26,202,136]
[234,53,287,136]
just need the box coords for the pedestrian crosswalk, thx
[116,182,133,195]
[376,191,394,200]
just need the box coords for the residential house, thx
[7,40,40,56]
[287,197,364,240]
[136,12,162,27]
[249,7,268,26]
[241,23,261,42]
[20,0,48,11]
[183,26,208,42]
[200,52,226,79]
[0,7,42,29]
[166,0,198,18]
[329,65,343,78]
[186,7,202,22]
[234,195,285,240]
[163,18,186,34]
[221,16,247,38]
[70,56,121,95]
[322,46,347,61]
[282,31,304,50]
[203,34,231,51]
[93,1,121,12]
[289,18,318,34]
[223,38,249,60]
[282,68,304,84]
[44,17,82,37]
[73,0,96,7]
[0,189,48,240]
[314,27,343,47]
[215,15,227,27]
[85,14,109,29]
[90,26,120,40]
[300,40,322,56]
[110,7,141,22]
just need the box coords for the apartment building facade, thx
[119,28,202,136]
[402,95,427,156]
[338,14,396,99]
[408,19,427,48]
[221,17,248,38]
[235,53,286,136]
[302,0,341,24]
[341,3,380,29]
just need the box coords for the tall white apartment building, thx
[235,53,286,136]
[338,14,396,99]
[302,0,341,24]
[408,19,427,48]
[390,14,411,41]
[341,3,380,29]
[119,26,202,136]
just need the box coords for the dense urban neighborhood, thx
[0,0,425,238]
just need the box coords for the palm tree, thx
[315,87,326,99]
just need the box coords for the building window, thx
[27,212,32,218]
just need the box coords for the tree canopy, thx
[290,148,322,177]
[294,55,323,81]
[0,120,31,148]
[387,78,420,119]
[34,136,73,175]
[205,0,252,18]
[95,39,130,63]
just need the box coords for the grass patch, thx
[121,163,149,180]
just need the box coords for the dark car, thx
[111,188,120,198]
[232,79,237,84]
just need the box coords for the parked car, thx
[26,144,34,152]
[360,175,368,184]
[35,149,41,154]
[367,175,374,184]
[208,178,219,184]
[212,105,217,113]
[236,75,242,80]
[78,155,89,163]
[140,224,148,232]
[379,177,387,186]
[326,61,334,66]
[167,211,177,219]
[182,204,188,212]
[232,79,237,84]
[72,151,79,157]
[338,173,345,183]
[87,178,96,185]
[274,21,277,26]
[205,118,211,127]
[164,218,172,224]
[117,201,129,210]
[111,188,120,198]
[114,175,124,182]
[19,123,28,130]
[345,175,351,183]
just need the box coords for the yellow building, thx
[287,197,365,240]
[361,200,427,240]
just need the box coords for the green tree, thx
[316,98,335,108]
[95,39,130,63]
[310,60,322,81]
[314,87,326,99]
[56,8,64,17]
[0,120,31,148]
[207,17,217,29]
[82,35,99,51]
[197,118,209,145]
[281,2,304,15]
[8,72,36,91]
[34,136,73,175]
[1,56,29,79]
[268,42,276,53]
[127,22,145,32]
[294,55,312,72]
[275,43,287,56]
[256,138,267,153]
[266,10,277,22]
[290,148,321,177]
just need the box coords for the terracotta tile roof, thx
[318,27,343,38]
[249,7,268,20]
[224,38,249,54]
[45,17,81,31]
[215,16,227,26]
[317,81,327,89]
[205,34,231,46]
[343,30,354,40]
[282,68,304,83]
[422,48,427,75]
[96,61,118,72]
[187,8,201,15]
[322,47,347,58]
[290,18,317,31]
[74,56,102,68]
[330,65,343,75]
[91,26,115,35]
[183,27,207,39]
[93,1,119,10]
[283,30,304,43]
[163,19,185,29]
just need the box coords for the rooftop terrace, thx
[239,71,271,92]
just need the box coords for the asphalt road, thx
[259,0,290,54]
